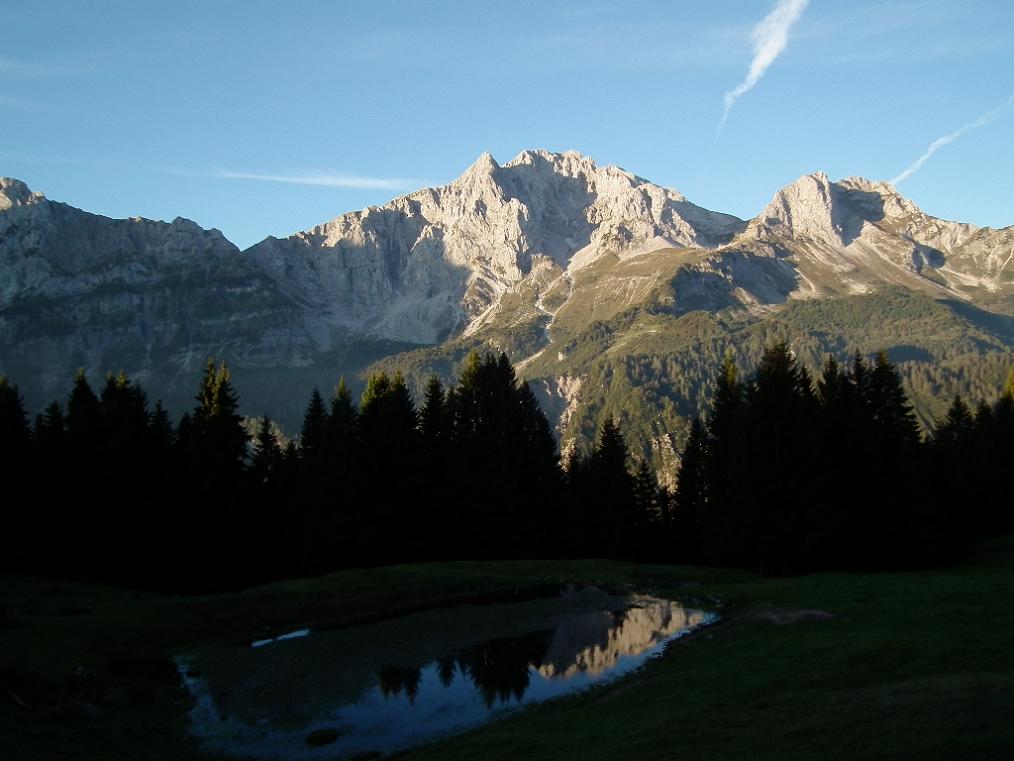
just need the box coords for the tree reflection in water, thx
[180,595,713,761]
[377,665,422,703]
[374,599,706,707]
[455,629,553,707]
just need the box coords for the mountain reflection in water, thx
[373,601,705,708]
[179,593,712,760]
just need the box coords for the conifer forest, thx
[2,344,1011,593]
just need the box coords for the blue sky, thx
[2,0,1012,249]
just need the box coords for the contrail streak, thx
[891,96,1014,185]
[161,167,423,191]
[214,170,420,191]
[719,0,809,133]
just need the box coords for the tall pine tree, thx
[0,375,32,571]
[672,417,707,563]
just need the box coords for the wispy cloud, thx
[719,0,809,133]
[891,96,1014,185]
[167,167,422,192]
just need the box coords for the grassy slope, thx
[530,288,1014,469]
[408,539,1014,761]
[362,271,1014,472]
[2,539,1013,761]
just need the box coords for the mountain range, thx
[2,150,1012,472]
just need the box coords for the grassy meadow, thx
[2,538,1012,760]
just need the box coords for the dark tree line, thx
[668,343,1014,573]
[1,344,1011,591]
[1,354,588,591]
[2,363,258,590]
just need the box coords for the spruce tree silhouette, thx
[672,417,707,562]
[66,369,100,447]
[179,360,250,589]
[864,351,923,567]
[420,375,451,558]
[588,417,634,557]
[253,416,283,484]
[811,355,864,566]
[446,352,561,558]
[928,395,977,551]
[358,370,420,563]
[631,457,664,557]
[702,353,744,566]
[0,375,32,571]
[299,389,329,470]
[327,378,362,564]
[743,340,817,575]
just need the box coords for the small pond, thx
[177,587,714,759]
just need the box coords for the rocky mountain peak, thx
[461,151,501,178]
[837,176,929,224]
[242,149,746,345]
[750,171,891,247]
[3,156,1012,437]
[499,150,661,195]
[505,148,598,177]
[0,177,45,211]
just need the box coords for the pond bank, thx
[179,590,714,759]
[3,540,1013,760]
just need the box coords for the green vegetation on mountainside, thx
[368,282,1014,476]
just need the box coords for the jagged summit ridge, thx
[732,170,1012,303]
[749,170,1008,247]
[245,149,746,344]
[0,177,45,211]
[4,156,1012,355]
[747,171,890,247]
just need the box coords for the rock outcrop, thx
[244,149,746,345]
[0,179,309,409]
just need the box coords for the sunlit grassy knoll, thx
[2,539,1013,761]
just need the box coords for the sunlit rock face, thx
[4,158,1012,431]
[735,171,1014,302]
[537,600,707,678]
[0,155,744,414]
[0,177,45,211]
[244,149,746,345]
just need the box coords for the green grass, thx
[3,539,1013,761]
[361,285,1014,471]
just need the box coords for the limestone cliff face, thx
[244,150,746,345]
[3,154,1011,427]
[0,179,309,403]
[450,167,1013,457]
[737,171,1014,303]
[0,178,45,211]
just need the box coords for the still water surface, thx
[178,588,714,759]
